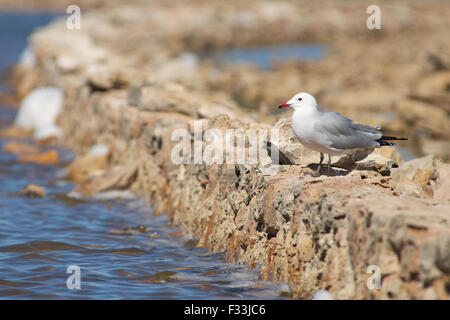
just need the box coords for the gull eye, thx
[298,98,302,101]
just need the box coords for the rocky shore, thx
[3,0,450,299]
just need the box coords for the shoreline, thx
[4,0,450,299]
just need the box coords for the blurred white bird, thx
[278,92,407,176]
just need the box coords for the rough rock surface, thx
[7,0,450,299]
[56,93,450,299]
[19,184,46,198]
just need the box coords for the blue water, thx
[0,12,62,93]
[0,12,290,299]
[207,44,326,70]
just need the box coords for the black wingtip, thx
[378,136,408,141]
[377,135,408,147]
[378,141,396,147]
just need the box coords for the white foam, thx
[312,290,333,300]
[91,190,137,200]
[66,190,82,199]
[33,124,62,140]
[14,87,64,140]
[229,270,259,280]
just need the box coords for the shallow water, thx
[0,12,61,92]
[0,140,288,299]
[205,44,326,70]
[0,12,290,299]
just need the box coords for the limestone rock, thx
[320,87,400,113]
[415,71,450,97]
[374,146,404,165]
[393,99,450,139]
[418,137,450,162]
[68,153,109,183]
[0,126,34,139]
[334,149,399,176]
[19,184,46,198]
[391,155,438,197]
[17,149,59,165]
[74,163,138,196]
[433,165,450,202]
[87,65,138,90]
[3,141,40,155]
[128,85,240,119]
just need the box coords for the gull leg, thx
[314,152,324,177]
[327,154,332,176]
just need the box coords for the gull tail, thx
[376,135,408,147]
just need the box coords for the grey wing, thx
[316,112,382,150]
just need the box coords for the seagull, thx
[278,92,407,176]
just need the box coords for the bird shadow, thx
[304,164,352,177]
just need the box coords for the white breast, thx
[291,109,343,155]
[291,110,316,144]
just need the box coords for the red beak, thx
[278,102,291,109]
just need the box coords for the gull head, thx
[278,92,318,110]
